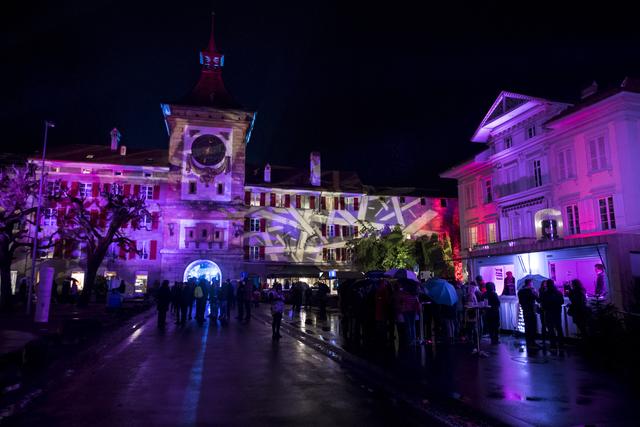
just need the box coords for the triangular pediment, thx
[472,91,545,143]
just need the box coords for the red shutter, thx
[119,244,127,259]
[70,182,79,197]
[354,197,359,211]
[99,209,108,228]
[334,197,339,210]
[259,246,265,260]
[129,241,137,259]
[57,208,65,226]
[310,196,316,210]
[124,184,131,196]
[342,248,347,262]
[270,193,276,207]
[244,217,250,232]
[340,197,345,210]
[153,185,160,200]
[321,224,327,237]
[90,210,99,226]
[150,240,158,260]
[260,192,266,206]
[133,185,140,196]
[335,224,340,237]
[322,248,328,261]
[245,191,251,205]
[61,181,68,191]
[103,183,111,194]
[321,197,326,210]
[151,212,159,230]
[284,194,291,208]
[92,183,100,198]
[295,195,301,208]
[353,226,358,237]
[244,245,250,260]
[260,218,266,232]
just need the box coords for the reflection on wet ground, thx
[278,305,639,426]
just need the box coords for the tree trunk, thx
[78,242,110,307]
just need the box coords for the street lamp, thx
[27,120,55,315]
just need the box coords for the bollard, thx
[34,267,54,323]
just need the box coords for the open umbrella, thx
[385,268,419,282]
[516,274,548,291]
[424,278,458,306]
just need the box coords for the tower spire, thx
[207,12,217,53]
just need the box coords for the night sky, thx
[2,1,640,194]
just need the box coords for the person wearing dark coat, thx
[518,279,539,348]
[236,280,246,320]
[179,282,192,326]
[171,281,182,319]
[317,282,330,320]
[483,282,501,344]
[541,279,564,348]
[156,280,172,328]
[194,279,207,325]
[568,279,589,337]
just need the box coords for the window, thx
[114,171,123,176]
[42,208,56,226]
[201,229,208,238]
[250,192,261,207]
[557,147,576,181]
[79,183,92,198]
[420,198,426,206]
[141,214,152,228]
[440,198,447,208]
[399,196,406,204]
[598,196,616,230]
[527,126,536,139]
[565,204,580,235]
[141,185,154,199]
[217,183,224,195]
[47,181,61,196]
[484,179,493,203]
[111,183,123,195]
[342,226,351,238]
[328,225,335,237]
[532,159,543,187]
[487,223,497,243]
[588,135,609,172]
[504,136,513,149]
[138,241,149,260]
[326,248,336,261]
[249,218,260,232]
[465,183,476,208]
[468,225,478,247]
[188,182,197,194]
[249,246,260,260]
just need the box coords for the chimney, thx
[110,128,121,151]
[580,81,598,99]
[120,145,127,156]
[264,163,271,183]
[310,152,321,187]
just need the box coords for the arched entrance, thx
[183,260,222,286]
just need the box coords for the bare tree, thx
[0,165,56,311]
[59,186,150,306]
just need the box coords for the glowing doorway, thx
[183,260,222,285]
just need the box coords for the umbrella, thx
[365,270,387,279]
[516,274,548,291]
[424,278,458,306]
[385,268,419,282]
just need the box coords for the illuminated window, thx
[141,185,154,199]
[328,225,335,237]
[588,135,609,172]
[487,223,497,243]
[468,225,478,247]
[557,147,576,181]
[598,196,616,230]
[326,248,336,261]
[249,218,260,232]
[565,204,580,235]
[79,183,92,198]
[138,241,149,259]
[249,246,260,260]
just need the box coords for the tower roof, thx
[179,13,243,109]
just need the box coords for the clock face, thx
[191,134,226,166]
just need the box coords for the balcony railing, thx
[493,175,549,199]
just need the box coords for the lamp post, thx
[27,120,55,315]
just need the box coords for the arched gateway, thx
[183,260,222,285]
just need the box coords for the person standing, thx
[398,282,421,346]
[270,283,285,340]
[594,264,608,300]
[236,280,246,320]
[304,284,313,310]
[194,279,207,326]
[179,282,192,326]
[542,279,564,348]
[317,282,330,320]
[172,282,182,324]
[156,280,171,329]
[219,279,231,323]
[242,279,253,321]
[503,271,516,296]
[518,278,539,349]
[538,280,549,344]
[568,279,589,337]
[484,282,501,344]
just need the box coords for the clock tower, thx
[160,13,255,281]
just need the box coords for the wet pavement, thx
[267,306,639,427]
[5,310,428,427]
